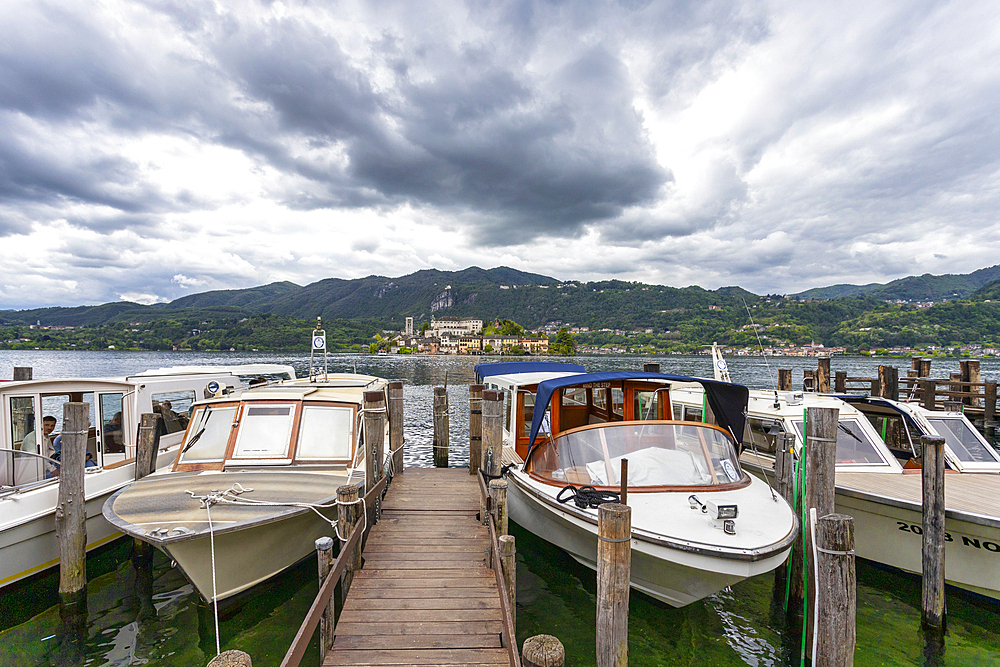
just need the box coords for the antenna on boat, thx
[743,298,779,404]
[309,316,328,382]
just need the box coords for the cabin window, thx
[297,405,355,460]
[7,396,39,486]
[179,405,237,463]
[527,422,745,489]
[520,391,536,438]
[684,406,703,422]
[152,390,195,435]
[633,391,663,420]
[99,393,126,455]
[791,418,888,466]
[610,389,624,419]
[232,404,296,459]
[742,418,779,454]
[928,418,1000,464]
[593,389,607,411]
[562,388,587,406]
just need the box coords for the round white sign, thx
[312,335,326,350]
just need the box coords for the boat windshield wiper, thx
[182,427,207,453]
[838,422,863,443]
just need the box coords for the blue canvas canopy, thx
[525,371,750,465]
[474,361,586,383]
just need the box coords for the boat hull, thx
[835,490,1000,600]
[741,462,1000,601]
[0,448,176,588]
[507,477,791,607]
[161,506,337,601]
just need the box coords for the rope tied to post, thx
[556,485,620,509]
[481,463,515,482]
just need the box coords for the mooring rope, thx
[555,484,620,509]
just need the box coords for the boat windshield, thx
[927,418,1000,465]
[178,405,237,463]
[527,421,746,489]
[791,418,889,466]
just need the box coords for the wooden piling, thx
[13,366,32,381]
[878,365,899,401]
[134,413,162,558]
[949,373,962,405]
[985,382,997,423]
[642,362,660,373]
[920,358,932,378]
[597,503,631,667]
[489,478,509,536]
[433,387,449,468]
[921,379,937,411]
[135,413,161,482]
[778,369,792,392]
[315,536,335,659]
[834,371,847,393]
[57,402,88,596]
[523,635,565,667]
[815,513,856,667]
[772,432,801,609]
[469,384,485,476]
[481,390,503,477]
[363,391,386,526]
[962,360,981,408]
[805,406,839,649]
[337,485,361,598]
[911,357,922,374]
[816,357,831,393]
[921,435,947,633]
[803,369,816,392]
[499,534,516,638]
[387,381,404,475]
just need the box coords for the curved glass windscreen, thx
[178,405,237,463]
[528,421,746,489]
[928,418,1000,465]
[791,418,889,466]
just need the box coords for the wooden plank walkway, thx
[324,467,509,666]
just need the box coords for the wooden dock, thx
[324,468,511,667]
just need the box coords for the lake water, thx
[1,351,998,666]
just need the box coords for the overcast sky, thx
[2,0,999,309]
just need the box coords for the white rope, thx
[333,495,367,542]
[204,500,221,657]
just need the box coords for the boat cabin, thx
[171,376,386,474]
[1,365,295,490]
[842,396,1000,473]
[477,364,751,492]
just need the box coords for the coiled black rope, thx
[556,485,620,509]
[482,463,516,482]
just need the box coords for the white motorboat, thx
[0,364,296,588]
[671,385,1000,601]
[475,362,797,607]
[103,373,390,602]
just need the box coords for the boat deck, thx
[740,452,1000,528]
[324,468,510,666]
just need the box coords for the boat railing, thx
[278,473,387,667]
[478,469,523,667]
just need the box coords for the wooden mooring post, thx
[961,360,981,408]
[523,634,565,667]
[878,365,899,400]
[985,382,997,435]
[642,362,660,373]
[206,651,252,666]
[814,513,856,667]
[336,484,361,600]
[387,381,404,475]
[778,369,792,392]
[816,357,831,393]
[469,384,485,475]
[433,386,449,467]
[499,533,516,637]
[804,406,839,655]
[13,366,32,381]
[921,435,947,633]
[772,433,802,609]
[134,413,162,558]
[834,371,847,393]
[57,402,89,596]
[921,379,937,411]
[362,390,386,526]
[597,503,631,667]
[315,536,335,661]
[490,478,509,536]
